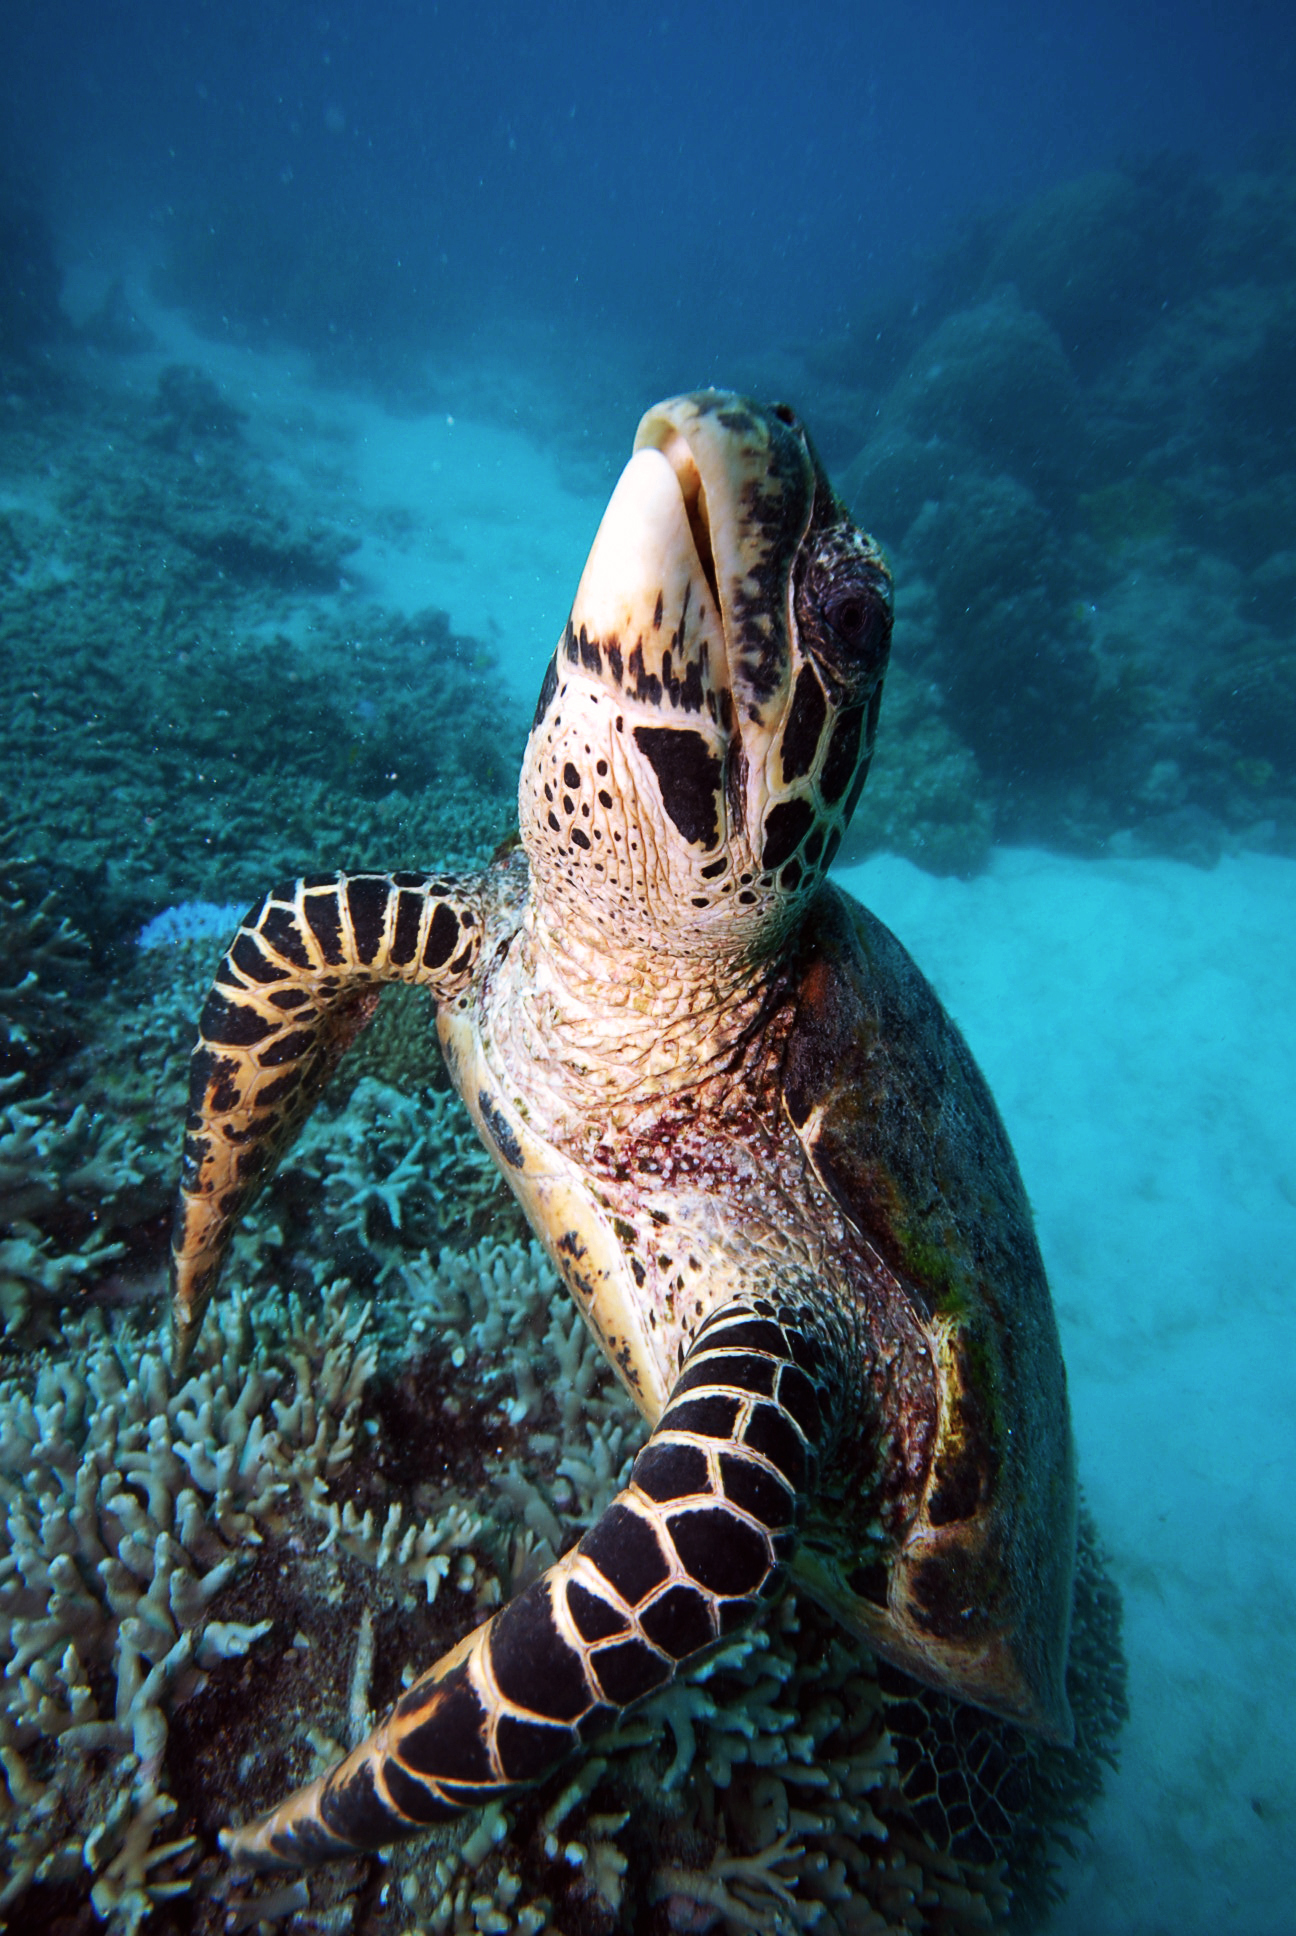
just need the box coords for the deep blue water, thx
[3,0,1292,370]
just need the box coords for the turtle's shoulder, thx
[782,880,1044,1324]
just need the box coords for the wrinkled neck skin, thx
[484,869,791,1124]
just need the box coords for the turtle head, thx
[521,390,892,957]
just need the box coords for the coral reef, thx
[814,153,1296,865]
[0,1233,1126,1936]
[0,359,520,953]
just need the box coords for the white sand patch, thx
[833,847,1296,1934]
[59,272,607,711]
[331,408,603,704]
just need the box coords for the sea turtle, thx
[169,390,1076,1871]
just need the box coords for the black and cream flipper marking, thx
[169,871,484,1365]
[220,1298,842,1869]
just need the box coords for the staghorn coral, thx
[0,834,89,1088]
[822,153,1296,859]
[0,1230,651,1933]
[0,1192,1126,1936]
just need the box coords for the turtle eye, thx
[823,582,888,665]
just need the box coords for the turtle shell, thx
[782,882,1077,1742]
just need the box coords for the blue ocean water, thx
[2,4,1294,1932]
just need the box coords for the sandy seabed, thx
[835,848,1296,1936]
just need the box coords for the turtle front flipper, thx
[220,1296,842,1870]
[170,871,485,1367]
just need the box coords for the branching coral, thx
[0,1225,654,1934]
[0,833,89,1087]
[0,1277,426,1923]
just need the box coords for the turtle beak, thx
[634,393,818,735]
[565,444,727,703]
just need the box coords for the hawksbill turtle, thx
[168,390,1077,1871]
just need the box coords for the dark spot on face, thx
[843,758,870,824]
[848,1560,891,1607]
[563,762,581,790]
[762,798,815,870]
[653,590,664,629]
[866,680,884,747]
[907,1548,995,1642]
[531,654,560,733]
[780,665,828,783]
[570,827,591,850]
[633,726,722,849]
[823,582,891,670]
[547,811,561,833]
[607,641,623,683]
[820,705,864,804]
[627,643,663,709]
[579,626,601,674]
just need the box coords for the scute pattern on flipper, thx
[221,1297,845,1866]
[171,871,485,1361]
